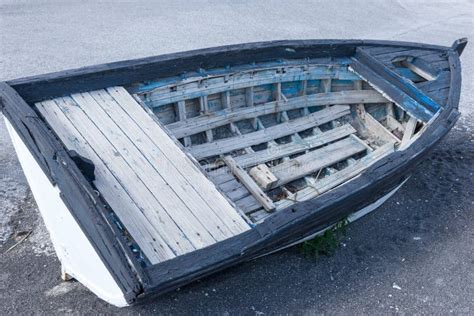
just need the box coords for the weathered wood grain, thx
[37,99,177,263]
[234,124,356,168]
[165,90,387,138]
[107,87,250,234]
[223,156,275,212]
[188,105,351,159]
[270,137,367,188]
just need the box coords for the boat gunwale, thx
[0,39,462,304]
[7,39,450,104]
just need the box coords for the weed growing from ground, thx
[299,219,348,258]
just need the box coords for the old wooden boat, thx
[0,38,466,306]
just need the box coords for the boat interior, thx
[34,45,451,266]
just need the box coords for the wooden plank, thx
[350,134,373,152]
[68,92,219,249]
[386,103,395,118]
[353,80,367,119]
[224,184,251,201]
[274,141,395,211]
[416,71,450,92]
[234,124,356,168]
[361,46,414,56]
[39,97,196,256]
[107,87,250,234]
[223,156,275,212]
[207,167,234,185]
[270,137,367,188]
[221,91,231,109]
[402,60,437,81]
[235,194,261,213]
[377,50,443,64]
[364,112,401,143]
[137,64,360,107]
[199,96,213,142]
[219,178,244,194]
[322,78,336,129]
[386,115,404,132]
[177,100,191,146]
[36,99,176,264]
[88,90,245,241]
[188,105,351,159]
[425,87,449,106]
[401,116,418,147]
[166,90,387,138]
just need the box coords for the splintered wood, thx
[249,164,278,190]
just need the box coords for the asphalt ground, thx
[0,1,473,314]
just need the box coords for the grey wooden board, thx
[91,90,245,238]
[207,168,234,185]
[188,105,351,159]
[137,64,360,107]
[226,186,251,201]
[274,141,394,210]
[236,124,356,168]
[235,194,261,214]
[363,112,401,143]
[107,87,249,235]
[250,141,396,222]
[270,137,367,187]
[36,99,177,264]
[425,87,449,105]
[71,91,221,247]
[166,90,387,138]
[36,87,249,262]
[401,116,418,147]
[223,156,275,211]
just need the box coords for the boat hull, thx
[0,39,463,306]
[4,113,409,305]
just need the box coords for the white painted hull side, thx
[4,117,128,307]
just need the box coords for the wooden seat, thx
[36,87,250,264]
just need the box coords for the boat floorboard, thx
[35,87,250,264]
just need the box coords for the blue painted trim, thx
[350,59,435,122]
[132,58,355,95]
[355,48,441,113]
[350,49,444,122]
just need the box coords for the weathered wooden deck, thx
[36,87,250,264]
[32,44,451,261]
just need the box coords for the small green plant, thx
[299,218,348,258]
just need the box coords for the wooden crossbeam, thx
[401,116,418,147]
[363,112,401,143]
[223,156,275,212]
[188,105,351,159]
[248,141,396,220]
[269,137,367,188]
[166,90,386,138]
[234,124,356,168]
